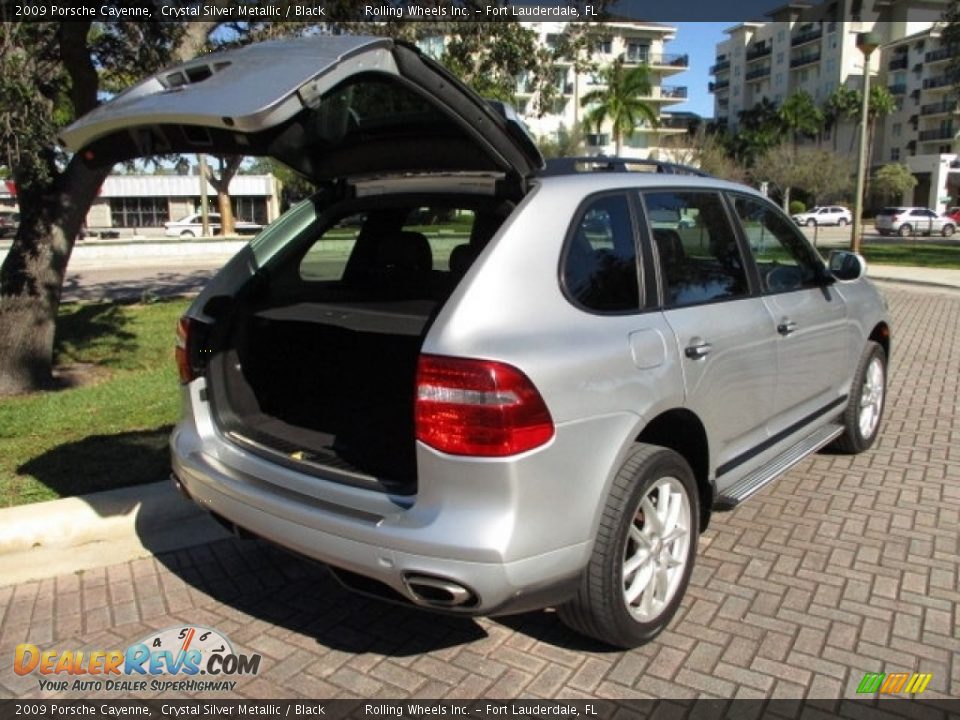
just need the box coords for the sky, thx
[661,22,730,119]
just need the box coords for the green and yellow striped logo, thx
[857,672,932,695]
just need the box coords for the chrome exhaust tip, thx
[404,574,476,608]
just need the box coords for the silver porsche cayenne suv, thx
[63,35,890,647]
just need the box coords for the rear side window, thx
[732,195,825,292]
[641,190,748,308]
[562,193,640,313]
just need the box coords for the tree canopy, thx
[580,56,658,155]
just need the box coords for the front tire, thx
[180,230,195,238]
[832,341,886,454]
[558,445,699,648]
[942,224,955,237]
[806,218,816,228]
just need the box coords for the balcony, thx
[647,53,689,68]
[925,47,957,64]
[888,83,908,95]
[710,59,730,74]
[746,66,771,81]
[921,99,957,116]
[791,26,822,47]
[918,126,954,142]
[635,115,694,132]
[888,55,909,71]
[746,43,772,62]
[923,75,958,90]
[660,85,688,99]
[790,51,821,68]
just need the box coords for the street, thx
[0,285,957,700]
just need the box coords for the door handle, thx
[777,319,798,336]
[684,341,712,359]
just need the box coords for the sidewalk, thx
[865,263,960,290]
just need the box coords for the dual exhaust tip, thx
[404,575,476,609]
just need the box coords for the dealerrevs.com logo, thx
[14,625,261,693]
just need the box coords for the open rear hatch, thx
[60,35,542,186]
[62,35,541,495]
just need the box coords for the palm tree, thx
[580,57,658,156]
[823,85,860,151]
[732,97,785,164]
[779,90,824,149]
[867,86,896,161]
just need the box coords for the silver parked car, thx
[875,206,956,237]
[62,36,891,648]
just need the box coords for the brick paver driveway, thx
[1,286,957,701]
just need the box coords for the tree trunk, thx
[0,158,109,394]
[216,190,233,235]
[783,186,791,213]
[204,155,242,235]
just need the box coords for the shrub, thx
[789,200,807,215]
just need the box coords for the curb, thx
[0,480,230,586]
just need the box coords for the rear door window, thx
[561,193,640,313]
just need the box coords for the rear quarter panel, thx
[422,179,688,557]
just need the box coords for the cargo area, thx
[202,199,512,495]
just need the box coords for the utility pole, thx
[852,32,880,254]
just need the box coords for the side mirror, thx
[828,250,867,281]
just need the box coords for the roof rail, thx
[537,156,711,178]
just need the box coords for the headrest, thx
[373,231,433,272]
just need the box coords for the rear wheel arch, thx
[635,408,712,531]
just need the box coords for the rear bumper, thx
[166,378,634,614]
[171,437,586,615]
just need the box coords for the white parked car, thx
[164,212,263,237]
[792,206,852,227]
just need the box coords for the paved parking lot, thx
[0,286,957,701]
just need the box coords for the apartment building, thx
[880,23,960,210]
[710,0,956,210]
[517,21,695,160]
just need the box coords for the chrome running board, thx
[715,423,843,509]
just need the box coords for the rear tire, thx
[837,218,848,227]
[943,224,955,237]
[558,444,699,648]
[898,224,912,237]
[831,341,886,454]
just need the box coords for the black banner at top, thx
[0,0,951,23]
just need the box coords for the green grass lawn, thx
[859,243,960,269]
[0,298,190,507]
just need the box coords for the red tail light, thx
[415,355,555,457]
[175,316,196,384]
